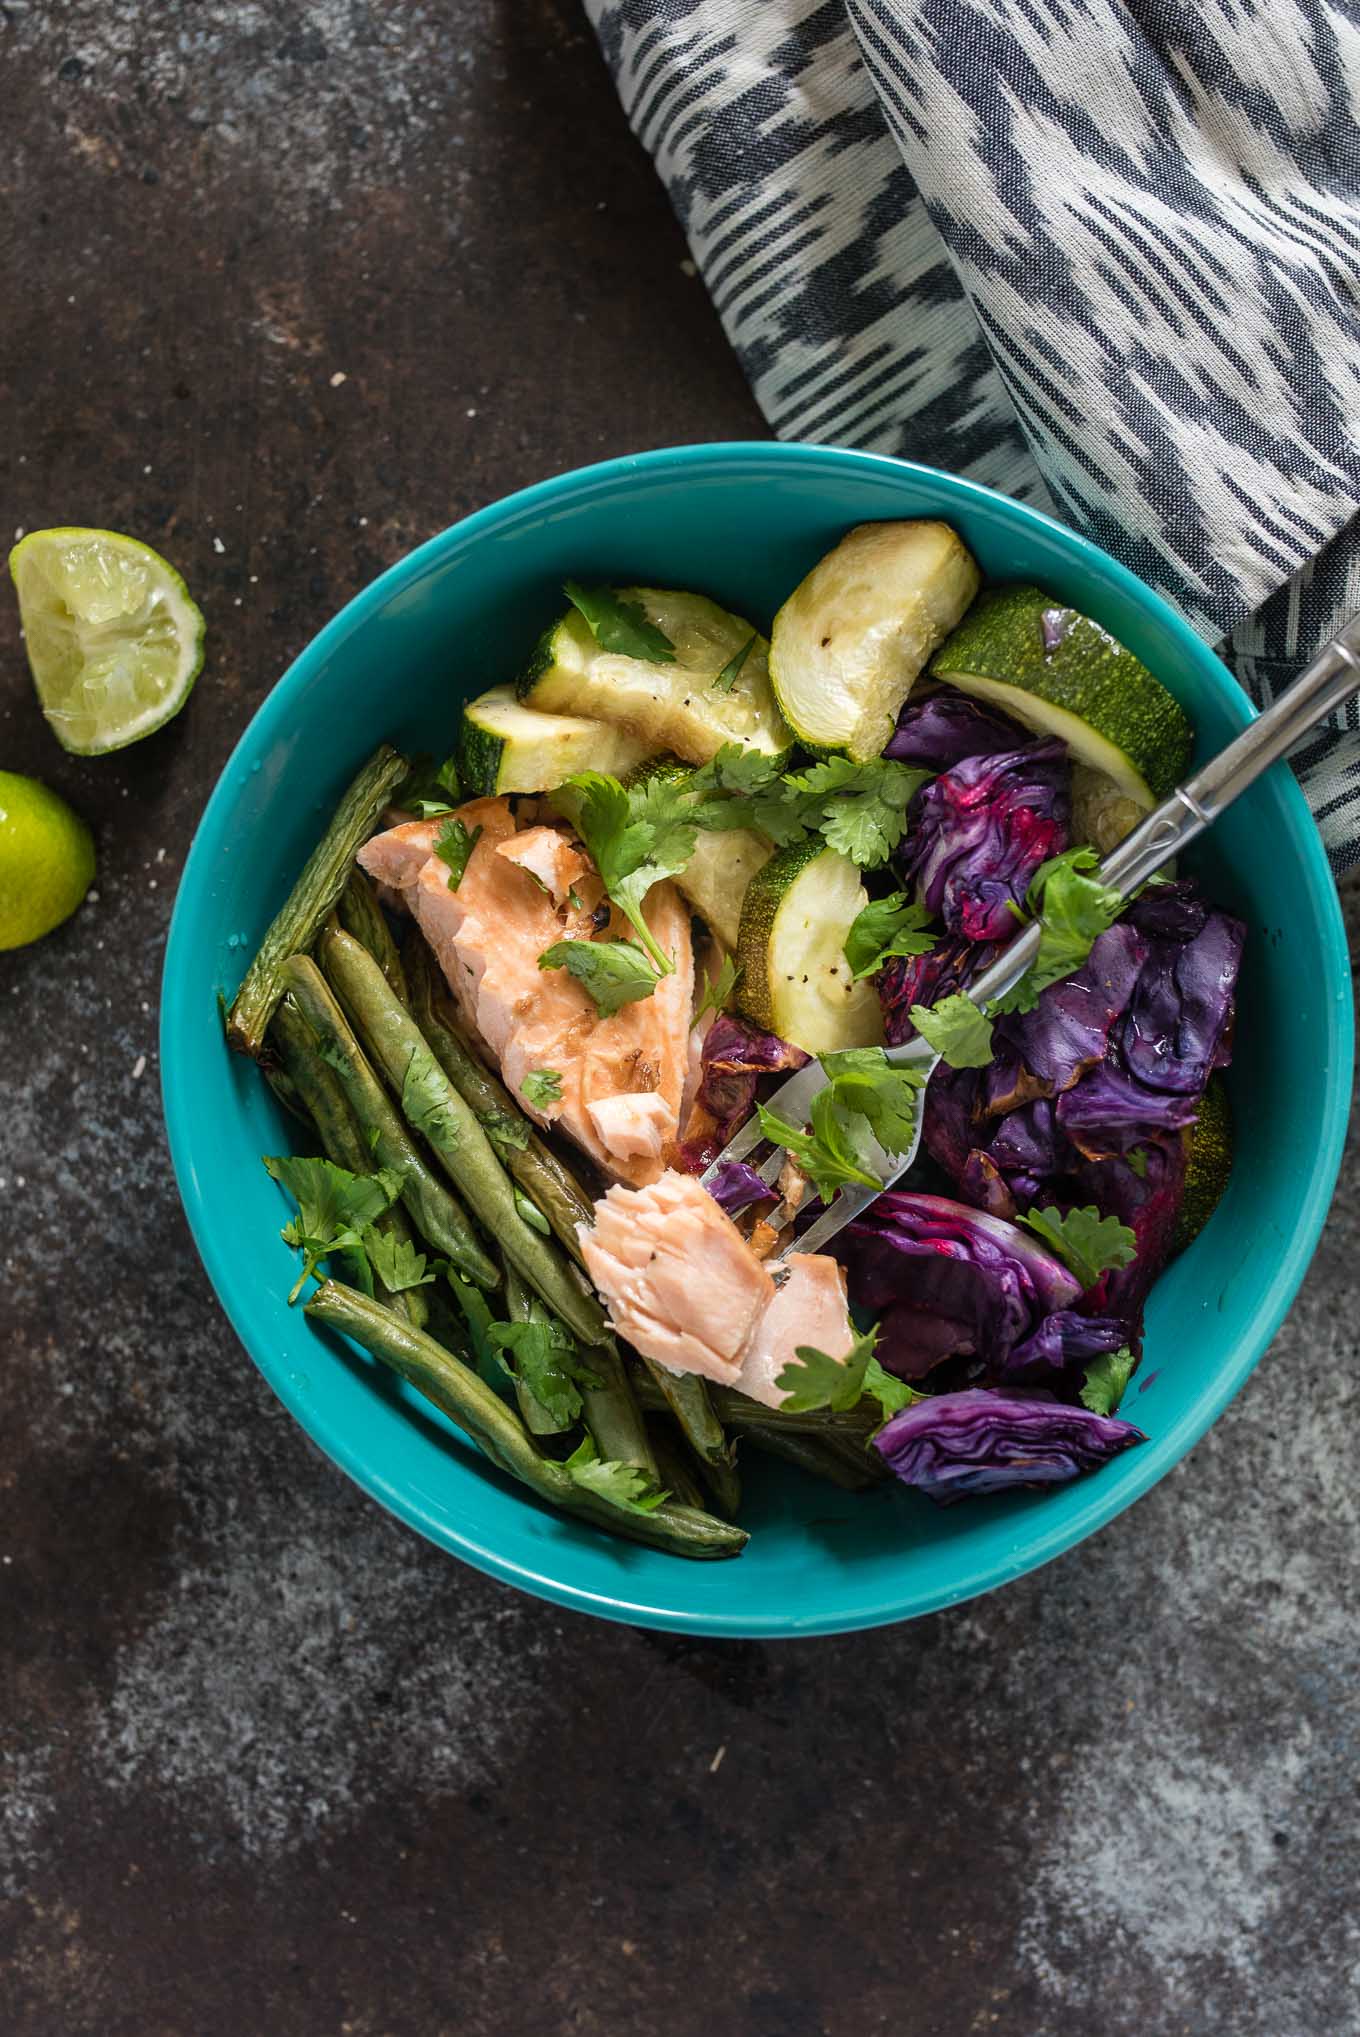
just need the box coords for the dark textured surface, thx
[2,5,1358,2035]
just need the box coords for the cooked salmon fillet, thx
[580,1171,856,1401]
[356,816,445,902]
[581,1171,774,1384]
[735,1253,856,1408]
[495,827,590,904]
[359,801,693,1186]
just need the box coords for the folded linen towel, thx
[586,0,1360,868]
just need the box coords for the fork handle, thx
[1100,617,1360,895]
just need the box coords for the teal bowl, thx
[161,442,1352,1636]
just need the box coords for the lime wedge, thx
[9,528,205,755]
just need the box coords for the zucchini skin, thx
[931,584,1192,801]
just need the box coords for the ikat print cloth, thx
[585,0,1360,869]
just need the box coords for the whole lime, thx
[0,771,96,950]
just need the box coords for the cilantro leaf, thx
[1019,1204,1139,1290]
[564,582,676,663]
[479,1105,531,1157]
[263,1154,403,1304]
[819,1047,927,1156]
[757,1087,882,1204]
[563,769,695,972]
[909,992,995,1068]
[564,1435,669,1515]
[433,817,482,891]
[539,938,658,1017]
[687,746,810,847]
[363,1226,439,1294]
[401,1041,462,1148]
[843,891,938,980]
[490,1312,596,1427]
[1127,1147,1149,1180]
[711,633,757,694]
[521,1068,563,1112]
[1080,1346,1137,1416]
[993,848,1124,1012]
[777,1329,881,1413]
[689,743,784,799]
[783,756,927,869]
[397,751,462,817]
[694,953,741,1024]
[774,1328,922,1425]
[448,1274,517,1390]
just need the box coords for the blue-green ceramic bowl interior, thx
[161,442,1352,1636]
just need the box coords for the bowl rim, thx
[161,438,1353,1636]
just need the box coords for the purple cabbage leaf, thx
[899,738,1072,943]
[873,1387,1145,1503]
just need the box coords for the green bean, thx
[305,1281,748,1560]
[403,935,595,1264]
[270,995,430,1329]
[319,926,606,1345]
[338,866,409,1005]
[744,1428,882,1492]
[638,1364,740,1518]
[280,955,499,1291]
[632,1368,879,1443]
[227,745,407,1057]
[580,1336,657,1478]
[262,1062,312,1130]
[647,1422,708,1513]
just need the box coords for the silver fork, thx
[701,613,1360,1259]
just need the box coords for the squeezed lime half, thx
[10,527,205,755]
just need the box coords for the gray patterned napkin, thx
[585,0,1360,870]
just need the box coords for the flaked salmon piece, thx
[356,817,445,905]
[580,1171,856,1401]
[406,797,597,1095]
[495,827,591,905]
[580,1171,774,1385]
[586,1092,674,1163]
[735,1254,856,1409]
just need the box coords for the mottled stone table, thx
[2,5,1357,2033]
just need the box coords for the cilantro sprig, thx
[539,938,659,1017]
[909,992,995,1068]
[843,891,938,979]
[1080,1347,1137,1416]
[263,1154,404,1304]
[756,1047,929,1205]
[433,817,482,891]
[818,1047,928,1156]
[564,582,676,663]
[397,751,462,818]
[1019,1204,1138,1290]
[757,1089,881,1203]
[783,756,928,868]
[775,1327,921,1425]
[401,1041,463,1148]
[687,746,926,869]
[562,770,695,974]
[520,1068,563,1112]
[489,1310,599,1428]
[564,1435,670,1516]
[992,848,1124,1014]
